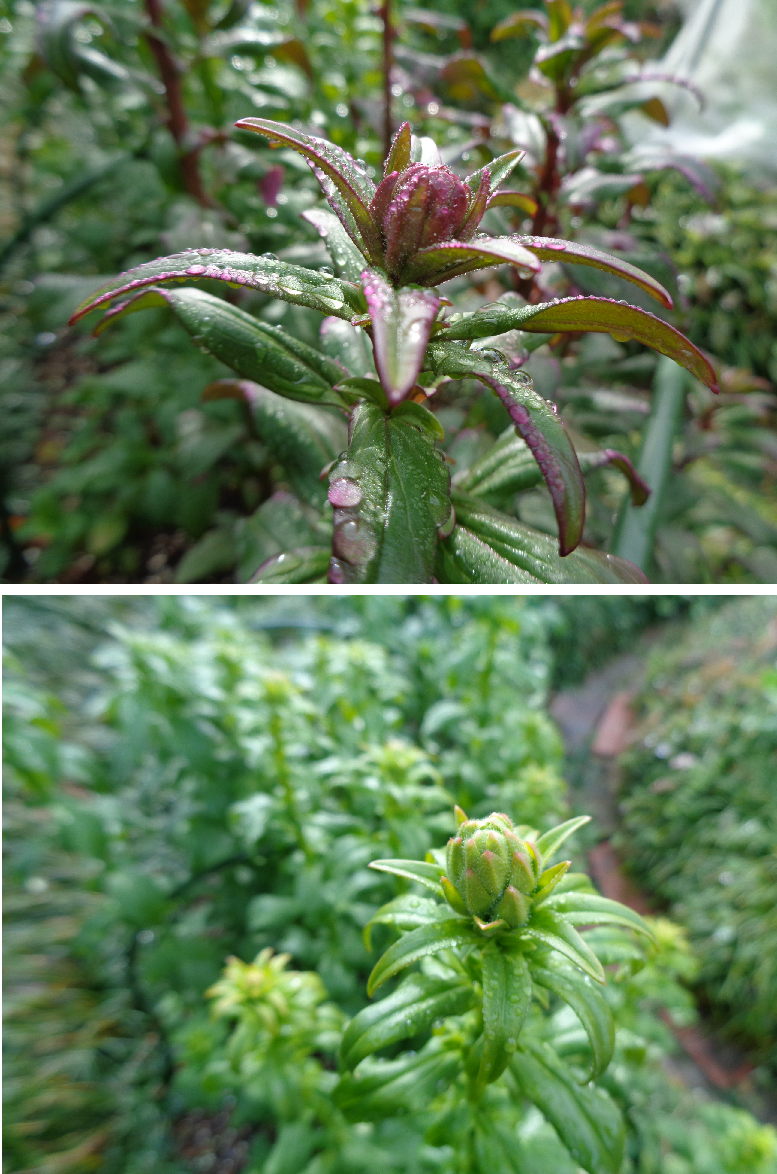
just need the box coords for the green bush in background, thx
[615,596,777,1056]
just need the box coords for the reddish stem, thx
[380,0,393,163]
[143,0,210,206]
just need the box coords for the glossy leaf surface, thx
[511,1041,625,1174]
[442,496,648,584]
[520,908,606,983]
[363,893,449,950]
[334,1046,460,1121]
[328,402,450,583]
[361,270,441,404]
[366,919,480,996]
[341,974,475,1070]
[535,816,591,863]
[513,236,674,309]
[478,946,531,1086]
[249,547,331,584]
[530,961,615,1080]
[543,892,656,941]
[302,208,367,282]
[406,236,540,285]
[367,858,445,897]
[69,249,365,325]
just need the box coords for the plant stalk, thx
[380,0,393,162]
[612,355,687,572]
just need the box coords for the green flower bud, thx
[445,811,539,926]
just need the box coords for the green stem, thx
[269,707,311,860]
[612,355,687,572]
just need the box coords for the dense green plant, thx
[614,596,777,1057]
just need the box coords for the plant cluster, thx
[5,596,777,1174]
[615,596,777,1057]
[1,0,775,582]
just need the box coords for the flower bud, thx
[441,811,540,925]
[377,163,471,282]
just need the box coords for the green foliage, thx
[615,596,777,1052]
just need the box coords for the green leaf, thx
[361,271,441,404]
[530,961,615,1080]
[368,858,445,897]
[303,208,367,283]
[535,816,591,863]
[521,908,606,983]
[367,919,480,996]
[465,148,526,194]
[319,316,376,379]
[234,118,383,263]
[510,1040,625,1174]
[69,249,366,326]
[478,946,531,1086]
[513,236,673,309]
[442,495,648,584]
[328,401,451,583]
[406,236,540,285]
[249,546,331,583]
[427,348,583,555]
[96,288,346,406]
[542,892,656,942]
[334,1045,460,1120]
[340,973,475,1070]
[363,893,449,950]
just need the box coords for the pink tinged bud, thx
[369,171,401,238]
[476,848,509,899]
[446,836,465,887]
[441,874,468,915]
[509,849,536,895]
[383,164,470,281]
[496,885,532,928]
[384,122,412,177]
[464,867,494,916]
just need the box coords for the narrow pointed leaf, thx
[427,346,583,554]
[341,974,475,1070]
[510,1040,625,1174]
[69,249,366,325]
[406,236,540,285]
[320,316,376,379]
[487,191,539,215]
[442,495,648,583]
[385,121,412,176]
[536,816,591,862]
[530,961,615,1080]
[512,236,674,309]
[479,946,531,1086]
[303,208,367,282]
[334,1046,460,1120]
[328,401,451,583]
[439,298,720,393]
[362,270,441,404]
[543,892,655,942]
[521,909,606,983]
[368,858,445,896]
[364,894,449,950]
[465,148,525,195]
[92,287,347,406]
[367,920,480,996]
[235,118,383,262]
[458,172,491,241]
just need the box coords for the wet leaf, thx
[362,270,441,404]
[366,919,480,996]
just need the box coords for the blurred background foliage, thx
[4,593,777,1172]
[1,0,776,583]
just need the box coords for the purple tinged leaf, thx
[362,269,441,404]
[512,235,674,309]
[234,117,383,263]
[458,171,491,241]
[405,235,541,285]
[369,170,401,236]
[68,248,366,325]
[487,191,539,215]
[578,449,650,506]
[384,121,412,176]
[515,296,719,394]
[490,9,548,41]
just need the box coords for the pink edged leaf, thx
[516,296,719,393]
[405,236,541,285]
[234,117,383,263]
[361,269,441,405]
[465,148,525,196]
[512,236,674,309]
[68,248,366,326]
[426,343,584,554]
[458,171,491,241]
[578,449,650,506]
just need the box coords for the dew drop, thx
[186,265,206,276]
[319,265,334,277]
[261,252,279,260]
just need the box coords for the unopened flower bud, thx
[374,163,471,282]
[441,811,541,926]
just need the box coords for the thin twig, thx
[380,0,393,162]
